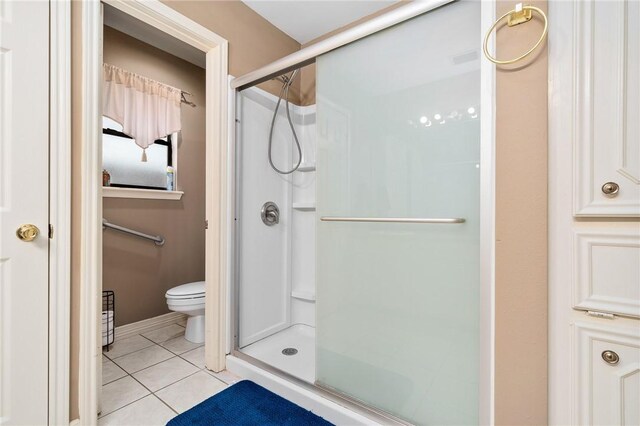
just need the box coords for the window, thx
[102,116,176,190]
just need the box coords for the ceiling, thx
[242,1,397,45]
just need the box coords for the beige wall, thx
[494,1,548,424]
[102,26,206,326]
[70,1,82,420]
[70,2,300,419]
[162,0,302,100]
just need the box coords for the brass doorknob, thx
[16,224,40,242]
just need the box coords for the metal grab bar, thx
[102,219,165,246]
[320,217,466,224]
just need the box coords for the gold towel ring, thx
[483,4,548,65]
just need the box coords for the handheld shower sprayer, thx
[268,69,302,175]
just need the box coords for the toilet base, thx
[185,314,205,343]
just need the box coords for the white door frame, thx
[49,0,72,424]
[78,0,228,422]
[548,2,573,423]
[480,3,496,424]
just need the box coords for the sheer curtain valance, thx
[103,63,182,161]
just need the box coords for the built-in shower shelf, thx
[291,290,316,302]
[297,163,316,172]
[292,202,316,211]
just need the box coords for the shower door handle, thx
[320,217,466,224]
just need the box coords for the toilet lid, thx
[166,281,205,299]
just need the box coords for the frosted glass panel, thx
[315,2,481,424]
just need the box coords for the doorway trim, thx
[480,2,496,424]
[49,1,72,425]
[79,0,228,422]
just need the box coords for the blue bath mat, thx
[166,380,333,426]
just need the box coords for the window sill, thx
[102,187,184,200]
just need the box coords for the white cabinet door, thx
[573,228,640,318]
[575,0,640,217]
[576,322,640,426]
[0,1,50,424]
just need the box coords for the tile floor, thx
[100,323,241,426]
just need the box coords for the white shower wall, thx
[237,86,316,348]
[291,106,316,327]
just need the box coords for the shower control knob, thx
[261,202,280,226]
[601,182,619,197]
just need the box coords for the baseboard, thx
[115,312,187,341]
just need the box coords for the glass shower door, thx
[315,2,481,424]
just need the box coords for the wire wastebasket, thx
[102,290,115,350]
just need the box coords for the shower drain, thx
[282,347,298,356]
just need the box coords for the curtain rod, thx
[180,91,196,107]
[230,0,453,91]
[104,63,196,107]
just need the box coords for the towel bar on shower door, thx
[319,217,466,224]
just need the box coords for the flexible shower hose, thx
[268,70,302,175]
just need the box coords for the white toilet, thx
[165,281,205,343]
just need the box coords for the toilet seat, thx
[165,281,205,300]
[166,297,205,307]
[166,293,204,301]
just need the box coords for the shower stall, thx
[229,1,494,424]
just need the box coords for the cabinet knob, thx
[601,350,620,365]
[601,182,619,196]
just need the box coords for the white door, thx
[0,1,50,424]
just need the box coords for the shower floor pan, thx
[241,324,315,384]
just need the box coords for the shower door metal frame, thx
[227,1,497,424]
[230,0,454,91]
